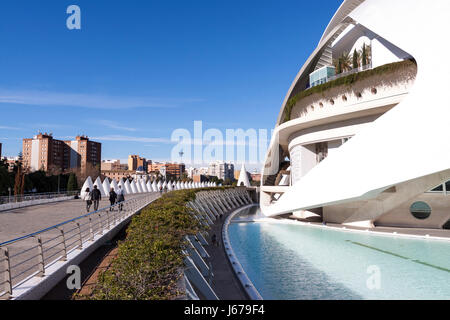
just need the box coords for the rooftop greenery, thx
[76,189,219,300]
[283,59,417,123]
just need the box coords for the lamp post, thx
[8,187,11,203]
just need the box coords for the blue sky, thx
[0,0,341,169]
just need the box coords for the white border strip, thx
[252,217,450,243]
[223,204,263,300]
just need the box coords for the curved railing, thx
[0,193,157,299]
[222,204,263,300]
[0,191,80,205]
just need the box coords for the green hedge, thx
[283,59,417,123]
[80,189,216,300]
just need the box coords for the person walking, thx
[117,185,125,211]
[83,187,92,212]
[90,185,101,211]
[159,186,163,194]
[109,187,117,211]
[211,233,219,247]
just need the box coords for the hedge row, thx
[283,59,417,123]
[78,189,214,300]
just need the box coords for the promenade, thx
[0,193,160,296]
[0,195,143,244]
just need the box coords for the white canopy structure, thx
[152,180,158,192]
[147,180,154,192]
[167,182,173,191]
[140,179,148,193]
[102,178,111,197]
[162,181,167,189]
[237,164,251,187]
[94,177,106,197]
[111,179,120,194]
[119,179,127,195]
[136,179,143,193]
[157,181,162,191]
[124,179,132,194]
[80,176,94,199]
[130,180,138,193]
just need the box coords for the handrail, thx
[0,191,80,205]
[0,192,158,299]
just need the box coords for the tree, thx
[353,49,359,69]
[362,43,367,66]
[339,51,352,72]
[67,173,78,191]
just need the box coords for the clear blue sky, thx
[0,0,341,168]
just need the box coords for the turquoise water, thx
[228,207,450,300]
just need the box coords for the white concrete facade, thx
[260,0,450,230]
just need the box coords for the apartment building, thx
[208,161,234,181]
[22,133,101,174]
[128,155,147,172]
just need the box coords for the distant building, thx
[251,173,261,183]
[101,159,127,171]
[128,155,147,172]
[193,174,208,183]
[148,162,185,180]
[187,167,209,178]
[4,156,19,172]
[102,170,132,181]
[22,133,101,174]
[208,161,234,181]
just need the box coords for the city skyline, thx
[0,0,341,171]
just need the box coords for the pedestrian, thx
[83,187,92,212]
[90,185,101,211]
[117,185,125,211]
[159,186,163,194]
[211,233,219,247]
[109,187,117,211]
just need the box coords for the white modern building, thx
[260,0,450,230]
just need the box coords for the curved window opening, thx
[443,220,450,230]
[329,99,335,105]
[356,92,362,99]
[342,95,347,102]
[410,202,431,220]
[319,102,324,108]
[371,87,378,94]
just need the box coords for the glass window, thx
[431,184,444,192]
[410,201,431,220]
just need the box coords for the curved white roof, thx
[262,0,450,217]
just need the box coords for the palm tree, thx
[339,51,352,72]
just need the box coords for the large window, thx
[410,201,432,220]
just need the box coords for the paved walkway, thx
[0,193,159,294]
[206,210,248,300]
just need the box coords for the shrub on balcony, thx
[283,59,417,123]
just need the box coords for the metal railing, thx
[0,193,157,299]
[0,191,80,205]
[327,63,372,82]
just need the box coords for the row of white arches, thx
[80,176,218,197]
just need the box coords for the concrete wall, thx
[375,193,450,229]
[289,144,316,185]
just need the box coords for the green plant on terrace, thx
[283,59,416,123]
